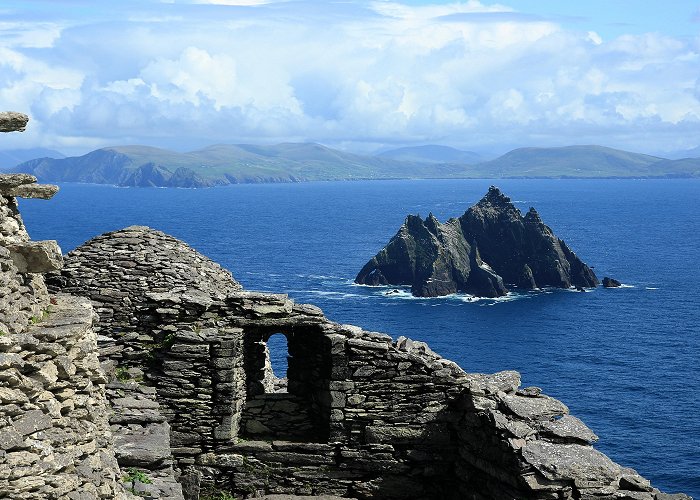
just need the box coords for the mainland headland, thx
[3,141,700,188]
[0,112,693,500]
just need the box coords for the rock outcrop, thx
[0,114,131,499]
[356,186,599,297]
[0,112,29,133]
[603,277,622,288]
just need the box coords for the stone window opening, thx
[240,326,332,442]
[262,333,289,394]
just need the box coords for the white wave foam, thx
[305,290,360,298]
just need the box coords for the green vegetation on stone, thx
[122,468,152,495]
[115,367,130,382]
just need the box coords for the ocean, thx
[20,178,699,497]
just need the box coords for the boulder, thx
[0,112,29,133]
[8,240,63,273]
[603,277,622,288]
[356,186,599,297]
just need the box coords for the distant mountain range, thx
[377,145,483,164]
[0,148,65,167]
[4,143,699,187]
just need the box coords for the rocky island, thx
[0,113,691,500]
[355,186,599,297]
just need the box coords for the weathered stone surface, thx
[356,186,599,297]
[501,393,569,420]
[655,493,693,500]
[0,112,28,132]
[538,415,599,444]
[8,240,63,273]
[619,473,653,492]
[522,441,621,485]
[0,295,130,499]
[0,173,37,188]
[4,183,59,200]
[113,421,172,466]
[0,426,24,450]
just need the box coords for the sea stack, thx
[603,277,622,288]
[355,186,599,297]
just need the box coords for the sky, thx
[1,0,699,156]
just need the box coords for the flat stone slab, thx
[538,415,599,444]
[113,421,172,467]
[12,409,52,436]
[522,441,621,486]
[4,183,59,200]
[501,393,569,420]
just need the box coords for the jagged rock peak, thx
[356,187,599,297]
[425,212,440,235]
[483,185,512,205]
[466,185,523,223]
[47,225,242,304]
[524,207,543,224]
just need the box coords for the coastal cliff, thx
[355,186,598,297]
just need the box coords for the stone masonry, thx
[0,112,130,500]
[47,226,692,500]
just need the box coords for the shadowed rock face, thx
[356,186,599,297]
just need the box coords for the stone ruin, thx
[0,112,128,499]
[0,111,693,500]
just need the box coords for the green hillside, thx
[470,145,666,178]
[7,143,699,187]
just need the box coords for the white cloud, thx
[0,21,63,48]
[194,0,278,4]
[587,31,602,45]
[1,1,699,155]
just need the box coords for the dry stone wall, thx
[0,294,129,499]
[0,113,61,336]
[48,225,692,500]
[1,113,131,500]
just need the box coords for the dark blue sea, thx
[20,179,699,497]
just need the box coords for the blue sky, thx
[1,0,699,156]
